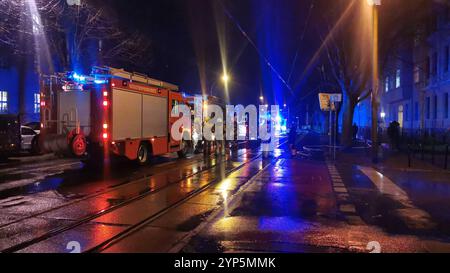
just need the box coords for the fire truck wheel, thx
[71,134,87,157]
[137,143,150,165]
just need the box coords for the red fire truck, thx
[38,67,190,165]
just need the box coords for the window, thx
[172,99,179,115]
[415,102,419,121]
[398,105,404,128]
[34,93,40,114]
[0,91,7,113]
[385,76,389,92]
[445,93,449,119]
[414,65,420,83]
[21,127,36,136]
[433,95,438,119]
[395,69,401,88]
[426,97,431,119]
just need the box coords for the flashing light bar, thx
[94,79,107,84]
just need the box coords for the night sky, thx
[94,0,320,108]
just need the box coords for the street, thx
[1,133,449,253]
[2,0,450,265]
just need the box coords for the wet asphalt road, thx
[1,134,450,253]
[176,133,450,253]
[0,143,265,252]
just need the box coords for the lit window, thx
[34,93,40,114]
[385,77,389,92]
[0,91,7,113]
[414,66,420,83]
[395,69,401,88]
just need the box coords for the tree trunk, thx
[371,96,379,163]
[341,94,357,148]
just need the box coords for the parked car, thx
[0,115,21,158]
[24,122,41,134]
[20,125,38,151]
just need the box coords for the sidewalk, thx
[335,146,448,173]
[0,153,58,166]
[332,141,450,247]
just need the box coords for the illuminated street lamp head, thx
[367,0,381,6]
[222,73,230,83]
[259,96,264,101]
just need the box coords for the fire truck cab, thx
[39,67,189,165]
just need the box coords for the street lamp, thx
[259,96,264,102]
[368,0,381,163]
[367,0,381,6]
[222,73,230,84]
[210,73,231,96]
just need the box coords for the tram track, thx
[0,146,254,253]
[88,141,286,253]
[0,147,244,229]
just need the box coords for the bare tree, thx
[319,0,431,148]
[321,0,372,148]
[0,0,153,72]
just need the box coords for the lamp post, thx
[368,0,381,163]
[210,72,230,96]
[222,73,230,84]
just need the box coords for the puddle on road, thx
[175,210,214,232]
[230,191,320,219]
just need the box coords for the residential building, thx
[380,3,450,134]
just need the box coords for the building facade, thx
[0,56,40,124]
[380,4,450,134]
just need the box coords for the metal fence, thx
[356,126,449,169]
[402,129,449,170]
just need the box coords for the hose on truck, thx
[40,133,87,158]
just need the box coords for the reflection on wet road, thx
[2,132,450,253]
[0,144,267,252]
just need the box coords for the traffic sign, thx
[318,93,342,111]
